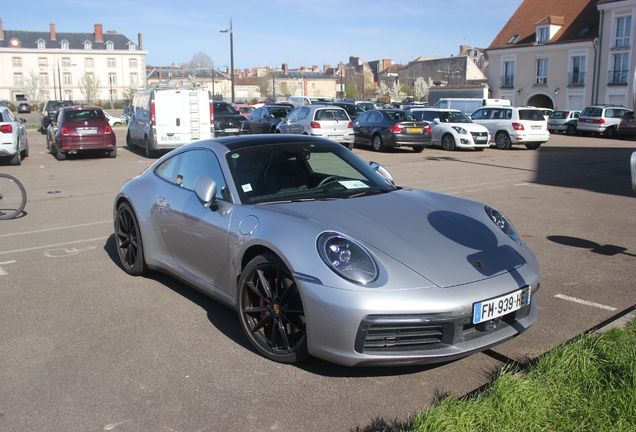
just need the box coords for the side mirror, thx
[369,161,395,186]
[193,174,218,209]
[631,151,636,193]
[434,118,441,124]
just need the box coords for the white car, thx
[0,107,29,165]
[470,106,549,150]
[104,111,122,127]
[409,108,490,150]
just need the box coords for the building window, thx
[38,57,48,67]
[501,60,515,87]
[109,73,117,84]
[536,59,548,84]
[106,41,114,50]
[108,58,116,67]
[615,16,632,48]
[128,44,136,51]
[62,57,71,66]
[507,34,520,44]
[61,40,69,50]
[64,90,73,100]
[84,41,92,50]
[85,58,94,67]
[63,73,72,85]
[14,73,23,85]
[130,73,138,84]
[609,53,629,84]
[537,26,549,44]
[129,58,137,68]
[569,56,586,86]
[40,73,49,85]
[37,39,46,49]
[12,57,22,67]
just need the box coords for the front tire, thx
[238,253,308,364]
[372,134,384,152]
[495,132,512,150]
[115,202,147,276]
[441,134,456,151]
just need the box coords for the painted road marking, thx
[0,221,111,238]
[0,260,16,276]
[0,237,109,256]
[555,294,617,311]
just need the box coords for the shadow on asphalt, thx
[547,235,636,258]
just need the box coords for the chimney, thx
[94,23,103,43]
[50,22,56,41]
[107,30,117,34]
[282,63,288,74]
[0,19,4,42]
[138,32,143,49]
[323,64,330,73]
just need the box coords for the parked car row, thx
[546,104,636,140]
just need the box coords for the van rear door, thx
[154,90,211,148]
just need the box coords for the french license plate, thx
[224,128,239,133]
[475,136,487,141]
[328,135,343,140]
[407,127,422,133]
[161,135,180,141]
[585,119,594,122]
[76,128,97,135]
[473,287,531,324]
[531,126,542,130]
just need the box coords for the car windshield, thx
[226,141,395,204]
[438,111,472,123]
[385,111,416,121]
[518,110,545,121]
[63,109,105,122]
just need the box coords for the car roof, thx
[209,133,335,152]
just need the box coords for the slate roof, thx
[488,0,600,50]
[1,29,138,50]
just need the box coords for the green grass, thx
[391,318,636,432]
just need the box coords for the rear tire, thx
[495,132,511,150]
[144,136,156,158]
[115,202,147,276]
[126,132,134,149]
[412,146,424,153]
[566,125,576,135]
[372,134,384,152]
[55,147,66,161]
[9,151,21,166]
[109,148,117,158]
[605,127,616,139]
[525,143,541,150]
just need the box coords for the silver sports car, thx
[114,134,540,367]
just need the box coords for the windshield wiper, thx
[347,189,390,198]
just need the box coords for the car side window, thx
[286,107,300,121]
[298,107,310,120]
[155,154,180,184]
[471,109,489,120]
[251,108,262,118]
[370,111,382,123]
[176,150,228,199]
[356,112,369,122]
[606,109,614,118]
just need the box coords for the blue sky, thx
[4,0,523,69]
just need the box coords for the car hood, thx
[264,189,526,287]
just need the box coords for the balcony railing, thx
[500,75,515,88]
[568,72,585,86]
[608,69,629,84]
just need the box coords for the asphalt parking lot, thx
[1,127,635,431]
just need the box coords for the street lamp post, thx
[220,18,235,104]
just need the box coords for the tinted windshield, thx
[518,110,545,121]
[227,141,395,204]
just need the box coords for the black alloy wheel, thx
[115,202,147,276]
[441,134,456,151]
[495,131,512,150]
[238,253,308,364]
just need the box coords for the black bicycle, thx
[0,173,27,220]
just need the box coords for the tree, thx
[21,70,45,106]
[122,83,138,104]
[345,85,357,99]
[79,73,102,103]
[183,52,213,69]
[414,77,430,101]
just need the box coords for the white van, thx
[126,82,212,157]
[434,98,511,115]
[288,96,335,108]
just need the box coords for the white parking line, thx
[554,294,617,311]
[0,260,16,276]
[0,237,110,256]
[0,221,111,238]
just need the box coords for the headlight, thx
[485,206,521,244]
[317,232,378,285]
[452,126,468,135]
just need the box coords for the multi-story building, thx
[486,0,636,111]
[0,19,147,105]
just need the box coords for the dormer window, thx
[60,40,69,50]
[106,40,114,50]
[128,42,136,51]
[84,40,92,50]
[537,26,549,44]
[507,34,520,44]
[37,39,46,49]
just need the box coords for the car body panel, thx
[114,135,540,366]
[471,107,549,145]
[0,107,28,164]
[276,105,354,146]
[52,106,116,156]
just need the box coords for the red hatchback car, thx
[49,106,117,160]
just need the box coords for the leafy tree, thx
[345,85,357,99]
[184,52,213,69]
[79,73,102,103]
[21,70,45,107]
[414,77,430,101]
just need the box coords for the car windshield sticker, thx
[339,180,368,189]
[242,183,253,193]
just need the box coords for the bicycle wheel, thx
[0,174,27,220]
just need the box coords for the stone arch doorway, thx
[527,93,554,109]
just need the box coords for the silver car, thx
[114,134,540,366]
[276,104,355,149]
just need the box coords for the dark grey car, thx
[353,109,432,152]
